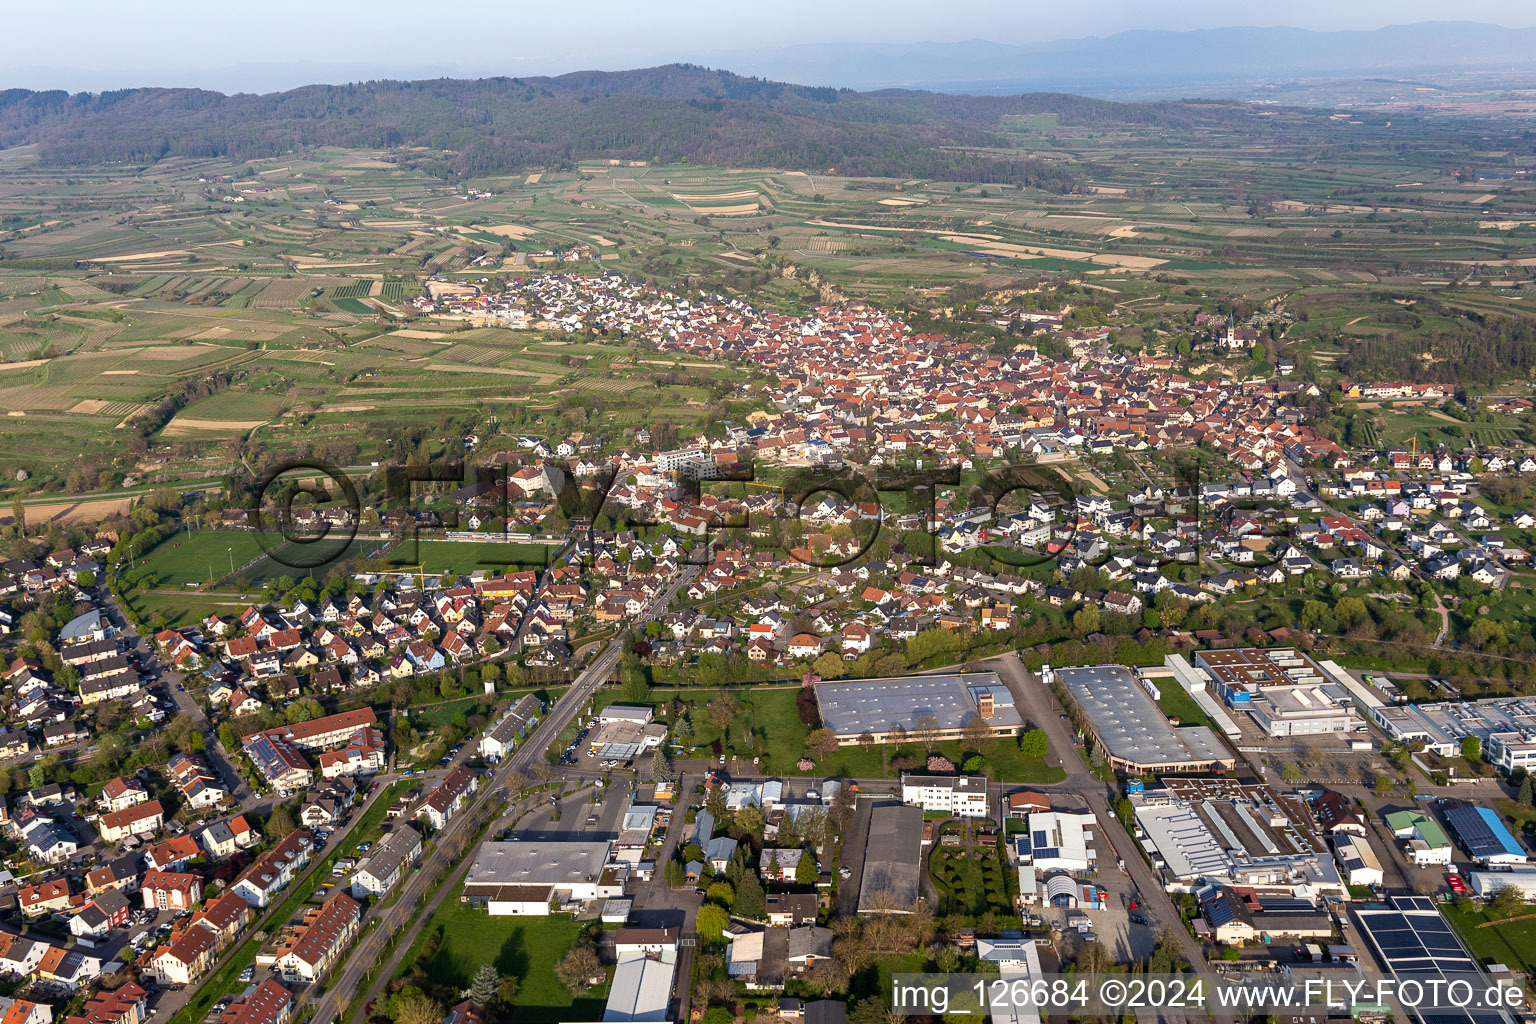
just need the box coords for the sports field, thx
[388,538,559,575]
[133,530,269,587]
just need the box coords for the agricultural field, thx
[0,135,1534,501]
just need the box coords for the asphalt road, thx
[309,566,696,1024]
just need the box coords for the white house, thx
[900,775,988,818]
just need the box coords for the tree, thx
[390,989,443,1024]
[795,850,819,885]
[470,964,499,1006]
[913,714,941,753]
[812,652,844,680]
[697,903,730,941]
[1373,774,1394,797]
[495,975,520,1008]
[706,692,740,730]
[1072,605,1100,636]
[735,804,764,836]
[1462,736,1483,762]
[554,946,603,994]
[705,882,735,906]
[1488,883,1525,916]
[961,717,995,754]
[285,697,325,724]
[1335,596,1368,629]
[1518,776,1533,807]
[663,858,686,889]
[734,872,767,920]
[805,728,839,759]
[648,750,673,785]
[1018,728,1048,760]
[1280,762,1302,784]
[266,803,297,839]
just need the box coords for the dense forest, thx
[1338,314,1536,388]
[0,65,1267,184]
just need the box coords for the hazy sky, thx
[10,1,1536,92]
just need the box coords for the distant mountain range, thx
[709,21,1536,95]
[0,65,1261,182]
[5,22,1535,98]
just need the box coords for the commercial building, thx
[900,775,988,818]
[857,804,923,914]
[1441,804,1529,866]
[1385,810,1453,866]
[813,672,1022,745]
[603,951,675,1023]
[587,720,668,762]
[463,839,623,914]
[1370,695,1536,772]
[1129,781,1344,897]
[1333,832,1384,887]
[1014,809,1097,876]
[1049,665,1233,774]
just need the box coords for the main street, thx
[308,565,696,1024]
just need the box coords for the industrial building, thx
[1129,781,1344,897]
[1333,832,1384,887]
[1441,804,1529,866]
[1192,649,1357,738]
[1049,664,1233,774]
[813,673,1022,745]
[603,951,676,1023]
[857,804,923,914]
[462,839,625,914]
[1013,809,1097,876]
[1467,866,1536,899]
[1371,696,1536,772]
[1385,810,1453,866]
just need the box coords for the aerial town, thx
[6,8,1536,1024]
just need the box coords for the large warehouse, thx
[1049,664,1233,774]
[814,672,1022,745]
[462,839,625,914]
[857,803,924,914]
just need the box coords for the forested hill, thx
[0,64,1227,185]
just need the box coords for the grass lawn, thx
[1155,684,1215,730]
[1442,901,1536,976]
[134,529,269,587]
[390,538,557,575]
[655,686,1064,783]
[240,536,391,585]
[407,887,608,1023]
